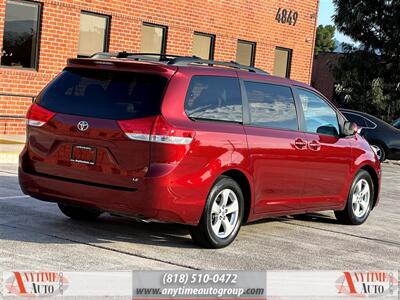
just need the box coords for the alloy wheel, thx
[210,188,239,239]
[351,179,371,218]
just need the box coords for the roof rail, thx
[168,57,268,74]
[89,52,269,74]
[90,52,190,60]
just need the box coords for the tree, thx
[315,25,336,54]
[332,49,388,116]
[332,0,400,121]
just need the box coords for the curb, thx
[0,139,25,145]
[0,152,20,164]
[0,139,25,164]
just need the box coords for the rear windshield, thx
[37,68,167,120]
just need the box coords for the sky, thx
[318,0,353,45]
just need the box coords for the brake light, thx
[117,116,157,142]
[151,115,194,145]
[118,115,194,145]
[26,103,56,127]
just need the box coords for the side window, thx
[297,88,340,136]
[364,117,376,129]
[184,76,242,123]
[343,112,367,127]
[245,82,298,130]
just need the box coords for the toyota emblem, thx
[77,121,89,132]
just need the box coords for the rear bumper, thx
[18,163,205,226]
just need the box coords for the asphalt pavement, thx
[0,161,399,271]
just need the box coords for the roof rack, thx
[90,52,269,75]
[91,52,184,60]
[169,57,268,74]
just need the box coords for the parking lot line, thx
[0,195,29,200]
[0,171,17,175]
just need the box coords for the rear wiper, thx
[189,116,242,124]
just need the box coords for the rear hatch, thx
[25,60,176,189]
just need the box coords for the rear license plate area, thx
[71,145,96,165]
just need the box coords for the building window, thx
[140,23,167,54]
[192,32,215,60]
[236,40,256,67]
[1,0,41,69]
[78,11,110,57]
[273,47,292,78]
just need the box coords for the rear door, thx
[242,80,307,214]
[28,66,172,189]
[295,88,352,209]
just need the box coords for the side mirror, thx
[317,125,339,137]
[343,121,358,136]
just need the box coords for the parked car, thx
[19,53,381,248]
[340,109,400,162]
[393,118,400,129]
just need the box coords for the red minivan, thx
[19,53,381,248]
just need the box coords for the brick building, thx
[311,52,341,103]
[0,0,319,135]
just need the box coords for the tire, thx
[370,144,386,162]
[58,203,103,221]
[190,176,244,248]
[334,170,374,225]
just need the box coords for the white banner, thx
[2,271,131,297]
[267,271,398,298]
[1,270,398,298]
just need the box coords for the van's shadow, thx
[245,212,338,227]
[279,212,339,224]
[0,206,192,250]
[38,215,199,249]
[1,174,338,248]
[2,208,337,249]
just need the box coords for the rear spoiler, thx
[66,58,177,77]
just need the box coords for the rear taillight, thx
[117,116,157,142]
[118,115,194,145]
[150,115,194,145]
[26,103,56,127]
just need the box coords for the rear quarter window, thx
[244,81,298,130]
[184,76,242,123]
[37,68,167,120]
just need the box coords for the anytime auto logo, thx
[4,272,69,297]
[336,271,398,297]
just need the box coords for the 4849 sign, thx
[275,7,299,26]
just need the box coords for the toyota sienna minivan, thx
[19,53,381,248]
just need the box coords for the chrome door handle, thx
[308,141,321,151]
[294,138,307,149]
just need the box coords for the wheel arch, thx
[220,169,252,223]
[369,140,389,158]
[359,164,379,209]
